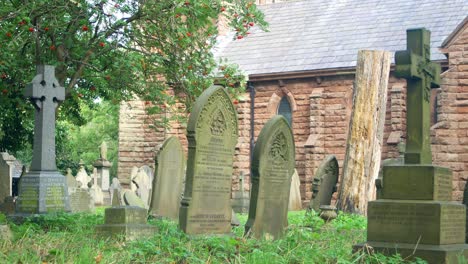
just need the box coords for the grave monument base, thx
[15,171,70,215]
[96,206,156,240]
[354,242,468,264]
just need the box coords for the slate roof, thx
[215,0,468,76]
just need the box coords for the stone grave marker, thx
[93,141,112,192]
[11,160,23,197]
[308,155,339,212]
[288,169,302,211]
[133,167,152,208]
[179,85,238,235]
[75,160,90,189]
[245,115,295,240]
[0,152,15,203]
[354,28,468,262]
[96,206,157,240]
[123,191,146,209]
[16,65,70,214]
[232,171,250,213]
[0,196,15,215]
[90,168,104,205]
[149,136,185,221]
[67,171,94,213]
[376,142,405,199]
[110,177,123,206]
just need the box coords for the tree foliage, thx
[0,0,267,153]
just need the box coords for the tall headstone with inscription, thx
[179,85,238,235]
[308,155,339,212]
[245,115,295,240]
[16,65,70,214]
[354,28,468,263]
[149,137,185,221]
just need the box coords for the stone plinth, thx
[96,206,157,240]
[93,159,112,191]
[15,171,70,214]
[0,152,15,203]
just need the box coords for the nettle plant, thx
[0,0,267,151]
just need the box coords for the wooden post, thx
[337,50,391,214]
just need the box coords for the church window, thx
[277,96,292,126]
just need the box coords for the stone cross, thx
[24,65,65,171]
[395,28,440,164]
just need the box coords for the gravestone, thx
[123,191,146,208]
[133,167,152,208]
[354,28,468,263]
[67,170,94,213]
[232,171,250,213]
[288,169,302,211]
[179,85,238,235]
[376,142,405,199]
[75,160,90,189]
[96,206,157,240]
[11,160,23,197]
[90,168,104,205]
[0,196,15,215]
[110,177,123,206]
[149,136,185,221]
[93,141,112,191]
[308,155,339,212]
[245,115,295,240]
[15,65,70,214]
[0,152,15,203]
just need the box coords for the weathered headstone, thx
[133,167,152,208]
[245,115,295,240]
[93,141,112,192]
[90,169,104,206]
[69,188,94,213]
[232,171,250,213]
[65,168,78,189]
[75,160,90,189]
[123,191,146,209]
[308,155,339,212]
[110,177,123,206]
[288,169,302,211]
[179,85,238,235]
[15,65,70,214]
[11,160,23,197]
[0,196,15,215]
[149,137,185,221]
[96,206,157,240]
[0,152,15,203]
[354,28,468,263]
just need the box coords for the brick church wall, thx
[117,25,467,206]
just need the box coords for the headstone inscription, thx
[149,136,185,221]
[288,169,302,211]
[354,28,468,262]
[96,206,157,240]
[308,155,339,212]
[245,115,295,240]
[179,85,238,235]
[16,65,70,214]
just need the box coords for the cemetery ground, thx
[0,209,430,264]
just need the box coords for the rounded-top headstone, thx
[308,155,339,212]
[179,85,238,235]
[245,115,295,240]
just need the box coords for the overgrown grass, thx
[0,210,426,263]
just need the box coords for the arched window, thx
[277,96,292,126]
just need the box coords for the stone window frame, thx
[266,86,297,126]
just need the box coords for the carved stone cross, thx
[25,65,65,171]
[395,28,441,165]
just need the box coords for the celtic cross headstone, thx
[394,28,440,164]
[15,65,70,214]
[354,29,468,262]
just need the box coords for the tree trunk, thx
[337,50,391,215]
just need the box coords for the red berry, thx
[228,83,235,87]
[114,4,120,8]
[1,89,7,95]
[105,75,111,80]
[90,86,96,91]
[44,27,49,31]
[184,1,189,6]
[233,99,239,105]
[50,45,56,51]
[6,32,12,38]
[18,20,26,26]
[233,13,239,18]
[237,35,243,40]
[220,7,226,12]
[1,73,7,79]
[28,27,34,32]
[99,42,105,47]
[186,32,192,37]
[77,93,83,98]
[82,25,89,31]
[249,22,254,26]
[187,65,193,70]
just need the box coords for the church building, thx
[118,0,468,206]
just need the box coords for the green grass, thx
[0,210,426,263]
